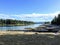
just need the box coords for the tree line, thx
[0,19,34,26]
[51,14,60,25]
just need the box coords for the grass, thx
[0,31,60,45]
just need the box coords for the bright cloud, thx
[0,11,60,22]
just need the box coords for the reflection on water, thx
[0,24,42,30]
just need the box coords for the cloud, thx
[0,11,60,22]
[0,14,15,19]
[13,11,60,18]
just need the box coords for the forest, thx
[51,14,60,25]
[0,19,34,26]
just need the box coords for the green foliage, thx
[51,14,60,25]
[0,19,34,26]
[44,22,50,24]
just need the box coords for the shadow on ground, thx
[0,34,60,45]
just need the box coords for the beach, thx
[0,31,60,35]
[0,24,60,45]
[0,31,60,45]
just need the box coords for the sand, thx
[0,31,60,35]
[0,31,60,45]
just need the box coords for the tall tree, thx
[51,14,60,25]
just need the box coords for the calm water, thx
[0,24,42,31]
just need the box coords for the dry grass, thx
[0,31,60,45]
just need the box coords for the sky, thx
[0,0,60,22]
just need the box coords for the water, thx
[0,24,42,31]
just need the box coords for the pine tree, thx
[51,14,60,25]
[51,16,57,24]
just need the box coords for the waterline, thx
[0,24,42,31]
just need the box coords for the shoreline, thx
[0,23,34,26]
[0,31,60,45]
[0,31,60,35]
[0,24,60,35]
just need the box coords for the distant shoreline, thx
[0,23,34,26]
[0,19,34,26]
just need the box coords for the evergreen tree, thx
[51,16,57,24]
[51,14,60,25]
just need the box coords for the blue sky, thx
[0,0,60,22]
